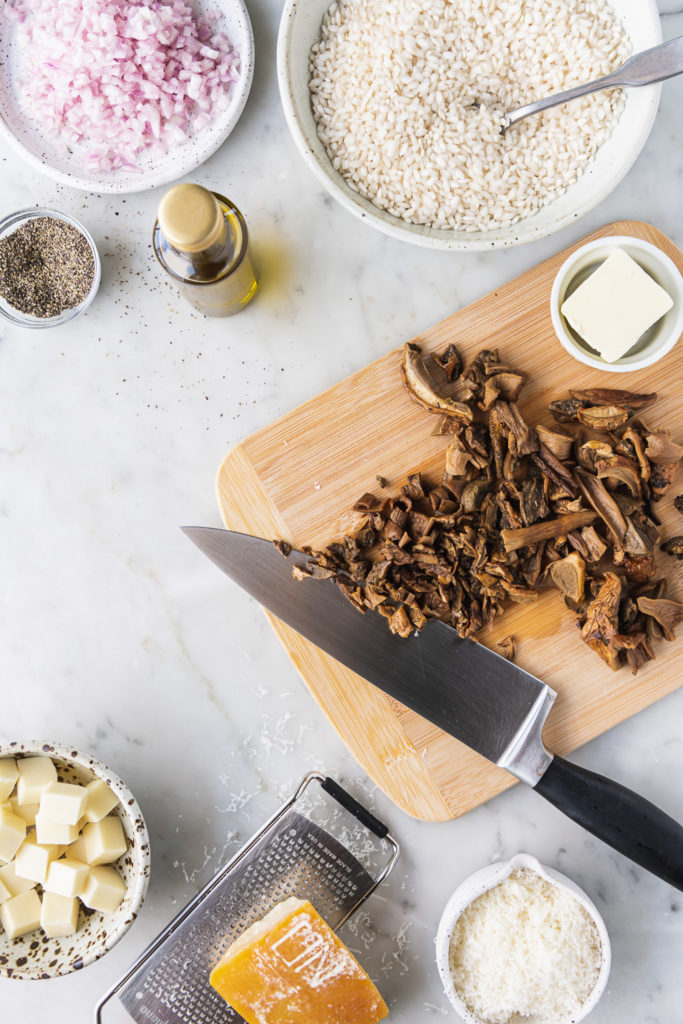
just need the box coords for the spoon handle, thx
[506,34,683,129]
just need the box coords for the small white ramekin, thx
[550,235,683,373]
[435,852,611,1024]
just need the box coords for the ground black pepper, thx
[0,216,96,318]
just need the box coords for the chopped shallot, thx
[9,0,240,172]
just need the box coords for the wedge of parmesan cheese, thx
[210,897,388,1024]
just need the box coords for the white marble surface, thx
[1,0,682,1020]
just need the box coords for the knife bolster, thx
[499,689,555,786]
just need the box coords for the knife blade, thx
[183,526,683,890]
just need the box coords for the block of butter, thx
[210,897,388,1024]
[561,249,673,362]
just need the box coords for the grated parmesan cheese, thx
[448,868,602,1024]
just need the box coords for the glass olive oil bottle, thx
[153,184,259,317]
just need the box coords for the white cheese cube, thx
[16,756,57,806]
[81,866,126,914]
[0,759,18,803]
[0,877,11,903]
[84,779,119,823]
[34,814,79,847]
[14,834,60,884]
[561,249,674,362]
[82,816,127,866]
[0,807,27,863]
[41,892,79,938]
[39,782,88,826]
[8,798,39,827]
[45,858,89,898]
[0,889,41,940]
[67,834,91,865]
[0,861,36,898]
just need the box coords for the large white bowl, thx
[0,741,150,980]
[277,0,662,250]
[435,853,611,1024]
[0,0,255,194]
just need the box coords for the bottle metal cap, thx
[157,184,225,253]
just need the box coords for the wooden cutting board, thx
[217,221,683,822]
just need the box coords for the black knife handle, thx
[536,755,683,890]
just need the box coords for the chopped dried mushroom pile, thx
[285,346,682,674]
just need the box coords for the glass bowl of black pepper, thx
[0,208,101,328]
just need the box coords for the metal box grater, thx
[96,772,399,1024]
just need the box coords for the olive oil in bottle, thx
[153,184,259,317]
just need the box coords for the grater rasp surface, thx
[119,809,376,1024]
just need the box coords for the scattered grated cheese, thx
[448,868,602,1024]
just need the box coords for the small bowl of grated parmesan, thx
[435,853,610,1024]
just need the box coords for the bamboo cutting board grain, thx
[217,222,683,822]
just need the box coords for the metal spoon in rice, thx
[499,34,683,133]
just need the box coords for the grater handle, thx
[321,776,389,838]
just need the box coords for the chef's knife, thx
[183,527,683,890]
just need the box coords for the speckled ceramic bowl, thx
[277,0,661,250]
[435,853,611,1024]
[0,0,255,194]
[0,741,150,980]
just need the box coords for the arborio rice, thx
[309,0,630,232]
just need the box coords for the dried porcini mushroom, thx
[580,574,645,671]
[536,424,573,461]
[577,440,613,473]
[573,468,626,548]
[290,345,681,675]
[432,343,462,382]
[497,635,515,661]
[532,443,578,497]
[594,456,641,497]
[549,397,588,423]
[460,476,490,512]
[580,526,607,563]
[519,475,549,527]
[636,596,683,641]
[401,343,472,419]
[577,405,630,431]
[501,510,597,552]
[569,388,656,409]
[661,536,683,559]
[445,430,489,477]
[490,401,538,457]
[549,552,586,603]
[650,461,679,501]
[644,431,683,464]
[482,372,525,410]
[675,495,683,515]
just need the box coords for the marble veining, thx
[0,1,682,1020]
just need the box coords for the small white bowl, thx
[0,208,101,328]
[550,235,683,373]
[277,0,661,250]
[435,852,611,1024]
[0,741,150,980]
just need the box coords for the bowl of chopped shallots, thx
[0,0,254,193]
